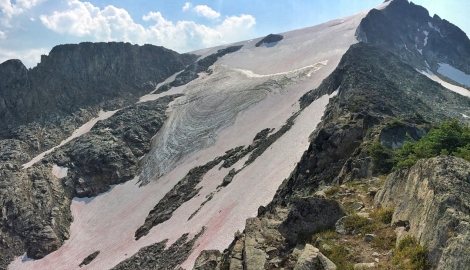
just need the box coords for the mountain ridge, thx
[1,0,470,269]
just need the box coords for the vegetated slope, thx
[194,41,470,269]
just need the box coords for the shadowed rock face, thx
[356,0,470,74]
[255,34,284,47]
[0,42,197,138]
[375,156,470,269]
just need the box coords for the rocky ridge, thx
[356,0,470,82]
[193,39,470,268]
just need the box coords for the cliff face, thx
[356,0,470,75]
[375,156,470,269]
[0,42,197,138]
[0,42,198,269]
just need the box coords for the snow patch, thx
[437,63,470,87]
[428,22,443,37]
[415,45,422,55]
[405,45,412,53]
[423,30,429,46]
[420,69,470,98]
[51,164,68,178]
[462,114,469,119]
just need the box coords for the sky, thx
[0,0,468,68]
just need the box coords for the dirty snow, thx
[437,63,470,87]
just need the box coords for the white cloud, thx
[39,0,256,53]
[0,47,49,68]
[182,2,192,12]
[0,30,5,39]
[194,5,220,19]
[0,0,43,25]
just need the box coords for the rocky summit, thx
[1,0,470,269]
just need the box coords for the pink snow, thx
[9,5,370,270]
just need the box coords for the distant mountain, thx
[1,0,470,269]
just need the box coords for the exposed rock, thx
[335,216,348,235]
[378,124,426,150]
[293,244,321,270]
[279,197,344,244]
[357,0,470,76]
[111,229,204,270]
[79,251,100,267]
[194,250,222,270]
[375,156,470,269]
[318,252,337,270]
[155,45,243,93]
[353,262,375,269]
[0,42,197,138]
[364,234,376,242]
[255,34,284,47]
[0,95,177,266]
[243,247,266,270]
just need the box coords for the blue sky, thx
[0,0,468,68]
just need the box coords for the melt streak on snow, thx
[22,110,118,169]
[437,63,470,87]
[10,7,368,270]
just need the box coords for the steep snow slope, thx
[9,7,370,270]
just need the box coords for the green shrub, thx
[377,208,394,224]
[343,214,370,234]
[324,184,341,197]
[370,142,395,174]
[394,119,470,169]
[387,118,406,128]
[372,120,470,173]
[392,236,432,270]
[320,244,354,270]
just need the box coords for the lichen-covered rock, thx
[375,156,470,269]
[194,250,222,270]
[293,244,321,270]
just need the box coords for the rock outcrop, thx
[357,0,470,76]
[375,156,470,269]
[0,42,197,139]
[255,34,284,47]
[0,95,177,267]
